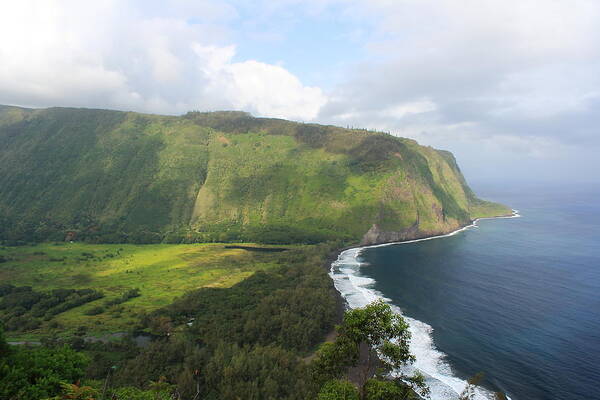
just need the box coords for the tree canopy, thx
[313,300,429,400]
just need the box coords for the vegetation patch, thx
[0,285,103,332]
[0,106,510,245]
[0,242,342,400]
[0,242,293,336]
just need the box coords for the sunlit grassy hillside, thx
[0,106,510,245]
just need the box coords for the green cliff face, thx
[0,106,510,245]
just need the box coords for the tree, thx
[110,386,172,400]
[318,380,359,400]
[364,377,426,400]
[149,376,175,400]
[340,300,413,385]
[50,382,99,400]
[364,379,403,400]
[147,316,173,337]
[203,343,313,400]
[313,300,428,399]
[312,336,359,384]
[0,345,89,400]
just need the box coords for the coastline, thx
[360,209,520,248]
[326,209,520,312]
[326,210,520,399]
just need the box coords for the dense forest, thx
[0,285,104,332]
[0,244,430,400]
[0,245,334,399]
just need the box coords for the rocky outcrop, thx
[360,223,419,246]
[360,220,463,246]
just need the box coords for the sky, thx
[1,0,599,185]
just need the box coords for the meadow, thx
[0,242,291,337]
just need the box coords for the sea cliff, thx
[0,105,510,245]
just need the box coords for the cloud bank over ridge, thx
[2,0,599,182]
[0,1,325,120]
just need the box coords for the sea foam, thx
[329,213,520,400]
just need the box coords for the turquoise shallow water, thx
[331,183,600,400]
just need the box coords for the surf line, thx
[360,209,521,252]
[328,210,520,400]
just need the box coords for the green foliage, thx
[102,288,140,308]
[312,337,359,383]
[49,382,98,400]
[0,242,289,334]
[0,107,209,244]
[80,243,339,399]
[77,339,139,381]
[242,223,339,244]
[318,380,360,400]
[0,285,103,332]
[0,105,508,245]
[0,344,88,400]
[0,104,510,398]
[111,385,171,400]
[469,199,513,220]
[340,300,413,371]
[364,379,404,400]
[146,245,336,352]
[83,306,105,316]
[0,324,10,358]
[313,301,428,399]
[203,343,313,399]
[347,134,406,172]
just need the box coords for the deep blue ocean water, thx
[331,183,600,400]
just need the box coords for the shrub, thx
[84,306,105,316]
[318,380,359,400]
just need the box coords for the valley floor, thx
[0,242,298,338]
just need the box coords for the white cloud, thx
[313,0,600,180]
[226,60,325,119]
[379,101,437,119]
[191,44,326,119]
[0,0,326,120]
[1,0,600,181]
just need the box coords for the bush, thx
[0,285,104,332]
[84,306,105,316]
[111,386,172,400]
[203,343,314,400]
[318,380,360,400]
[364,379,413,400]
[103,288,141,308]
[0,344,89,400]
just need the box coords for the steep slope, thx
[0,106,510,245]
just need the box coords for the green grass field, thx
[0,242,293,337]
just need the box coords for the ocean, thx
[330,182,600,400]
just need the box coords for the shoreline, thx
[360,209,520,249]
[326,210,520,399]
[337,209,520,261]
[325,209,520,315]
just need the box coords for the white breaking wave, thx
[329,212,520,400]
